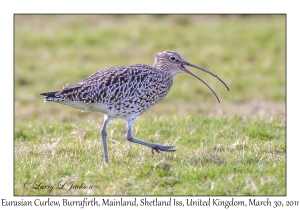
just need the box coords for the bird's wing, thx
[49,64,169,105]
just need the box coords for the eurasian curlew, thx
[41,50,229,164]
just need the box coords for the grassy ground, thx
[14,15,285,195]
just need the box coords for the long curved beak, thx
[181,61,229,103]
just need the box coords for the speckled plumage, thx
[41,50,229,164]
[44,64,173,120]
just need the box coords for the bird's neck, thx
[153,62,178,78]
[153,60,163,70]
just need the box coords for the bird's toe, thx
[151,145,175,153]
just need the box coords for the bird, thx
[41,50,229,164]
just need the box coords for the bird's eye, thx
[170,56,176,61]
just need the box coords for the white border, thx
[2,0,299,209]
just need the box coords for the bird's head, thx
[154,50,229,103]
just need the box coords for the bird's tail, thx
[40,91,59,103]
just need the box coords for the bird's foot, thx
[151,145,175,154]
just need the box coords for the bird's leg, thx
[101,115,111,164]
[126,119,175,153]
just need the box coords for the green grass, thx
[14,15,285,195]
[15,116,285,195]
